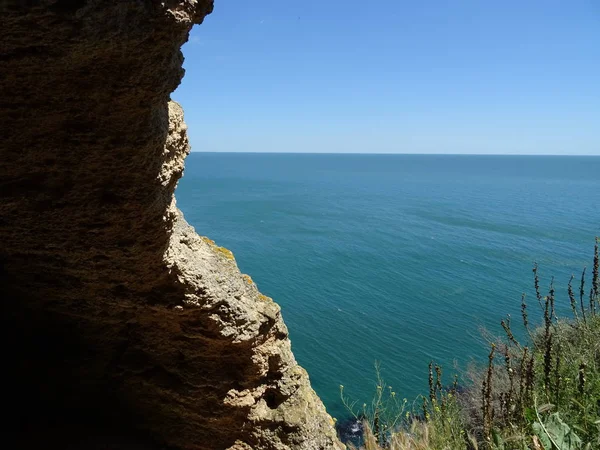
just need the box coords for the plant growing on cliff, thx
[340,363,410,445]
[341,362,466,450]
[342,238,600,450]
[469,237,600,449]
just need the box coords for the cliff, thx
[0,1,342,449]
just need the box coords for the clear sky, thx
[172,0,600,155]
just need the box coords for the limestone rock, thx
[0,1,342,449]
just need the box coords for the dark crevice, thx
[263,387,287,410]
[49,0,87,14]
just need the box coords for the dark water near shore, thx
[176,153,599,421]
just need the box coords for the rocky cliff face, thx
[0,2,342,449]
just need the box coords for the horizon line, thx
[188,151,600,157]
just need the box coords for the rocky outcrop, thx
[0,2,342,449]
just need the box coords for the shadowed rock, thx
[0,1,342,449]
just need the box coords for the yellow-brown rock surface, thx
[0,2,342,449]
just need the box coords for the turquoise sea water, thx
[176,153,599,421]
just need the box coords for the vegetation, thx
[201,236,236,260]
[341,238,599,450]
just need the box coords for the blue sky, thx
[173,0,600,155]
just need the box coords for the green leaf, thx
[524,407,537,422]
[534,413,583,450]
[546,413,582,450]
[491,428,505,449]
[533,421,552,450]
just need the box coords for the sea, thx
[175,153,599,422]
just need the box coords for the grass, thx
[341,238,600,450]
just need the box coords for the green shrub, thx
[341,238,599,450]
